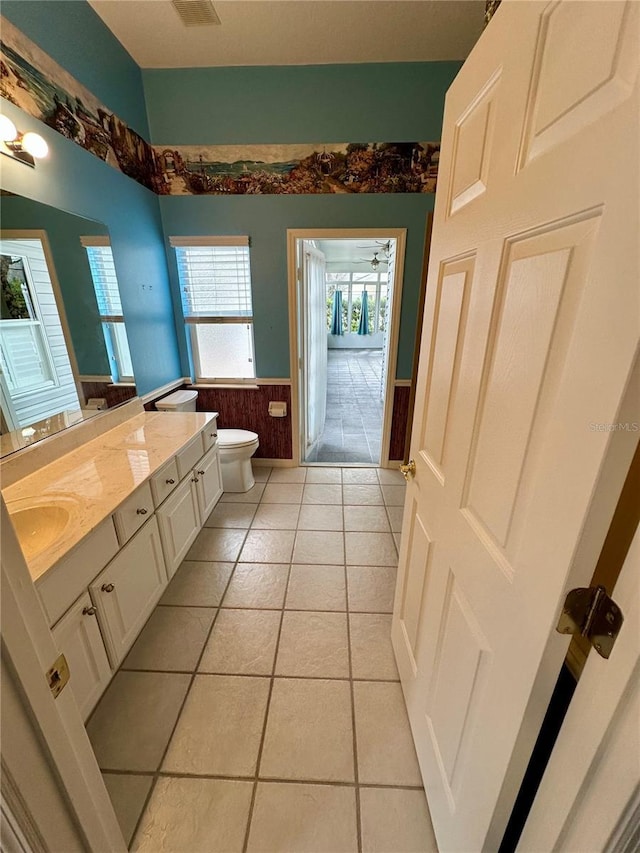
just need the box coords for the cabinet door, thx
[156,476,201,579]
[195,444,223,522]
[89,517,167,667]
[52,592,112,720]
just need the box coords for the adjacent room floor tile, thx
[268,467,307,484]
[132,777,253,853]
[251,503,300,529]
[345,532,398,566]
[247,782,358,853]
[262,483,304,504]
[220,482,265,503]
[286,564,346,611]
[87,671,190,772]
[240,529,296,563]
[349,614,398,680]
[160,560,233,607]
[102,773,153,848]
[381,484,407,506]
[205,502,257,528]
[297,503,344,531]
[302,484,343,505]
[222,563,289,609]
[353,681,422,786]
[343,505,390,532]
[276,611,349,678]
[186,528,246,562]
[260,678,354,782]
[347,565,396,613]
[122,606,215,672]
[293,530,345,564]
[199,609,281,675]
[163,675,270,776]
[342,484,384,506]
[342,468,379,484]
[360,787,436,853]
[305,467,342,484]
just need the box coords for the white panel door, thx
[391,2,639,850]
[519,524,640,850]
[302,242,327,453]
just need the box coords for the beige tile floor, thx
[87,465,438,852]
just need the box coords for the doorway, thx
[288,229,406,467]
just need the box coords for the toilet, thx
[216,429,260,492]
[155,390,259,493]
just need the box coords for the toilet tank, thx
[155,389,198,412]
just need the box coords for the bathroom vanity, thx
[2,404,222,719]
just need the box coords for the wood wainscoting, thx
[388,384,411,463]
[81,381,138,409]
[191,385,293,460]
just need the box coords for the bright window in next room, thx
[171,236,255,381]
[82,237,134,383]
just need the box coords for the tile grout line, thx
[241,478,295,853]
[127,530,248,851]
[343,499,363,853]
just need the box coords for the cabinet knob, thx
[192,477,199,483]
[82,605,97,616]
[197,469,205,476]
[136,507,148,515]
[166,478,175,485]
[210,432,217,438]
[101,583,115,593]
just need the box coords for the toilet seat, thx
[217,428,259,449]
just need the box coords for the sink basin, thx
[7,498,75,559]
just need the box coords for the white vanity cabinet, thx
[156,476,201,578]
[194,443,223,521]
[51,592,112,720]
[89,516,167,667]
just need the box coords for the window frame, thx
[81,236,134,384]
[326,270,388,335]
[171,236,256,383]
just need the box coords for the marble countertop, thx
[2,411,217,582]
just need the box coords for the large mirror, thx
[0,192,136,456]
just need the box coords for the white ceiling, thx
[88,0,485,68]
[317,238,391,269]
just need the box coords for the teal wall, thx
[1,2,460,384]
[1,196,110,376]
[145,62,461,378]
[0,2,181,396]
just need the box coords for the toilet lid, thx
[217,428,259,449]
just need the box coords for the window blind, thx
[84,245,123,318]
[173,243,253,320]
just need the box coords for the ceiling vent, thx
[172,0,221,27]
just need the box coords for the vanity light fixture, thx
[0,115,49,168]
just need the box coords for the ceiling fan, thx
[356,251,387,270]
[357,239,392,259]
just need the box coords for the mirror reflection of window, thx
[0,238,80,430]
[81,238,134,383]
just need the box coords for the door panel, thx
[392,1,639,849]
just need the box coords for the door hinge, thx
[297,267,303,282]
[556,585,623,659]
[47,653,70,699]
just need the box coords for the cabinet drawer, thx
[89,516,167,667]
[113,482,154,545]
[201,418,219,452]
[37,517,119,625]
[150,457,180,508]
[176,433,204,480]
[52,591,112,720]
[157,477,200,578]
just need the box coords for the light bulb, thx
[21,132,48,159]
[0,115,17,143]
